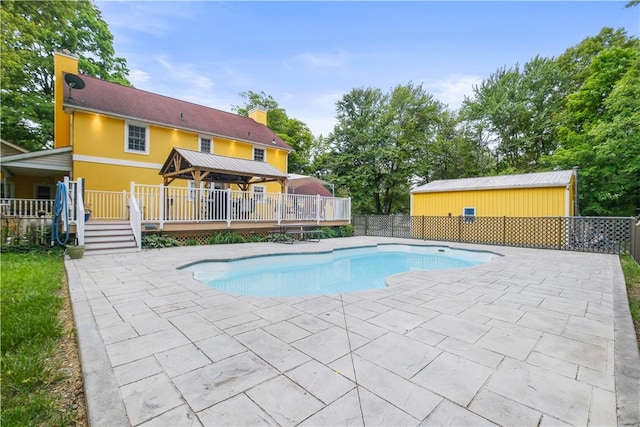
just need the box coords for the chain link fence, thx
[353,215,636,255]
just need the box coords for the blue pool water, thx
[182,245,497,297]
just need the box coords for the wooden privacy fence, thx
[353,215,636,255]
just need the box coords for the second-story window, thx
[126,122,148,154]
[253,147,265,162]
[200,137,212,154]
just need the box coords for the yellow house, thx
[1,52,350,250]
[2,52,293,201]
[53,51,292,193]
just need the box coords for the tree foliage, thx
[322,84,444,214]
[1,0,129,150]
[462,56,567,173]
[547,37,640,215]
[232,90,315,174]
[461,27,639,216]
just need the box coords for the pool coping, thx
[177,242,504,270]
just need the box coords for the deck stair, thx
[83,221,139,255]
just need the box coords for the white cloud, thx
[286,91,345,137]
[154,55,214,90]
[128,69,151,85]
[422,74,483,109]
[98,1,193,37]
[293,50,347,68]
[310,91,343,112]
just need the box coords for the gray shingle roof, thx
[411,170,575,194]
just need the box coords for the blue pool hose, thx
[52,182,70,245]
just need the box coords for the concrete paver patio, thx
[65,237,640,426]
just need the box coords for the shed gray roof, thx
[411,170,575,194]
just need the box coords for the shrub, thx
[0,241,65,256]
[141,234,180,249]
[206,231,245,245]
[320,227,336,239]
[245,233,266,243]
[185,238,199,246]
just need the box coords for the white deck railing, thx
[130,184,351,228]
[0,198,55,218]
[85,190,128,220]
[129,196,142,250]
[3,181,351,235]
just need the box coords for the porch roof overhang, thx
[1,146,73,178]
[160,147,287,190]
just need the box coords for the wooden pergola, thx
[159,147,287,192]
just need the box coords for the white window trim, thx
[252,185,265,201]
[124,121,150,155]
[253,146,266,162]
[33,183,53,199]
[188,180,197,201]
[1,182,16,198]
[199,136,213,154]
[463,207,476,224]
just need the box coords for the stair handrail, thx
[76,179,86,245]
[129,196,142,250]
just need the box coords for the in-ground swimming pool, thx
[182,244,498,297]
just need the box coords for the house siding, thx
[411,185,572,218]
[71,112,289,193]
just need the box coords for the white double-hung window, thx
[125,122,149,154]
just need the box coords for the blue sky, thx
[97,1,639,137]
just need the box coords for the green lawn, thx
[0,252,75,426]
[620,255,640,327]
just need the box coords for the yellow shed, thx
[411,170,578,219]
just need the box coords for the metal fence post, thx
[632,221,639,263]
[502,216,506,245]
[558,217,563,250]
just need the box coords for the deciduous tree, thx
[324,83,444,214]
[1,0,129,150]
[232,90,315,174]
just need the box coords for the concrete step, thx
[84,246,140,256]
[85,223,131,230]
[85,229,133,237]
[85,235,136,244]
[82,220,139,255]
[85,241,138,251]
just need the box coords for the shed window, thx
[463,207,476,223]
